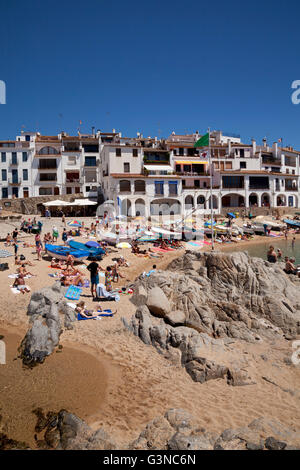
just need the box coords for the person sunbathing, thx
[160,240,168,250]
[13,274,30,294]
[51,257,65,269]
[75,300,102,318]
[17,264,35,277]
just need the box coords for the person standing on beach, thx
[292,236,296,248]
[62,228,68,245]
[12,228,18,243]
[87,260,103,299]
[105,266,113,292]
[52,226,59,242]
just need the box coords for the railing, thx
[249,185,270,190]
[8,178,21,185]
[285,187,298,191]
[175,171,208,176]
[66,178,82,183]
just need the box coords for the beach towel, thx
[64,285,82,300]
[0,250,13,258]
[10,285,31,294]
[77,309,113,321]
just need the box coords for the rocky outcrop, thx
[19,282,77,366]
[124,251,300,384]
[31,408,300,450]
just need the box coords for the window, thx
[83,144,99,152]
[134,180,145,192]
[85,156,97,167]
[12,152,17,164]
[39,159,57,169]
[66,187,72,194]
[23,169,28,180]
[214,161,219,169]
[1,152,6,163]
[39,187,52,195]
[240,161,246,169]
[2,169,7,181]
[169,181,178,196]
[179,148,184,156]
[40,173,57,181]
[132,148,138,157]
[120,180,131,192]
[124,162,130,173]
[225,162,232,169]
[116,148,122,157]
[222,176,244,189]
[155,181,164,195]
[2,188,8,198]
[240,149,244,157]
[85,186,91,192]
[22,152,28,162]
[25,135,30,142]
[38,146,58,155]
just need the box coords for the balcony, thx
[249,185,269,190]
[175,171,208,177]
[10,159,18,166]
[9,178,21,185]
[66,178,83,184]
[285,186,298,191]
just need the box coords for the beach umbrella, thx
[227,212,236,219]
[68,220,82,227]
[116,242,131,249]
[85,241,100,248]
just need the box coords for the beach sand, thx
[0,216,299,447]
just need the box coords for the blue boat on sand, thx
[284,219,300,228]
[45,244,90,261]
[68,239,106,256]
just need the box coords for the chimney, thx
[251,138,256,155]
[262,137,267,148]
[112,128,116,134]
[273,142,278,158]
[92,126,95,136]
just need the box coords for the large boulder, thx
[19,282,77,366]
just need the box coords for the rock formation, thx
[31,408,300,450]
[19,282,77,366]
[123,251,300,384]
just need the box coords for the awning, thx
[175,160,209,164]
[43,200,72,207]
[70,199,97,206]
[144,165,173,172]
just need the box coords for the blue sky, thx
[1,0,300,147]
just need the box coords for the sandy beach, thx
[0,215,300,448]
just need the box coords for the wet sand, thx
[0,327,112,447]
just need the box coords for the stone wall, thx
[0,193,85,215]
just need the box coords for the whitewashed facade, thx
[1,129,300,216]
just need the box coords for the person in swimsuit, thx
[267,246,277,263]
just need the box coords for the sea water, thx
[225,237,300,264]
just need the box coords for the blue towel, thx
[77,309,113,321]
[65,285,82,300]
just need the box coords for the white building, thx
[1,128,300,216]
